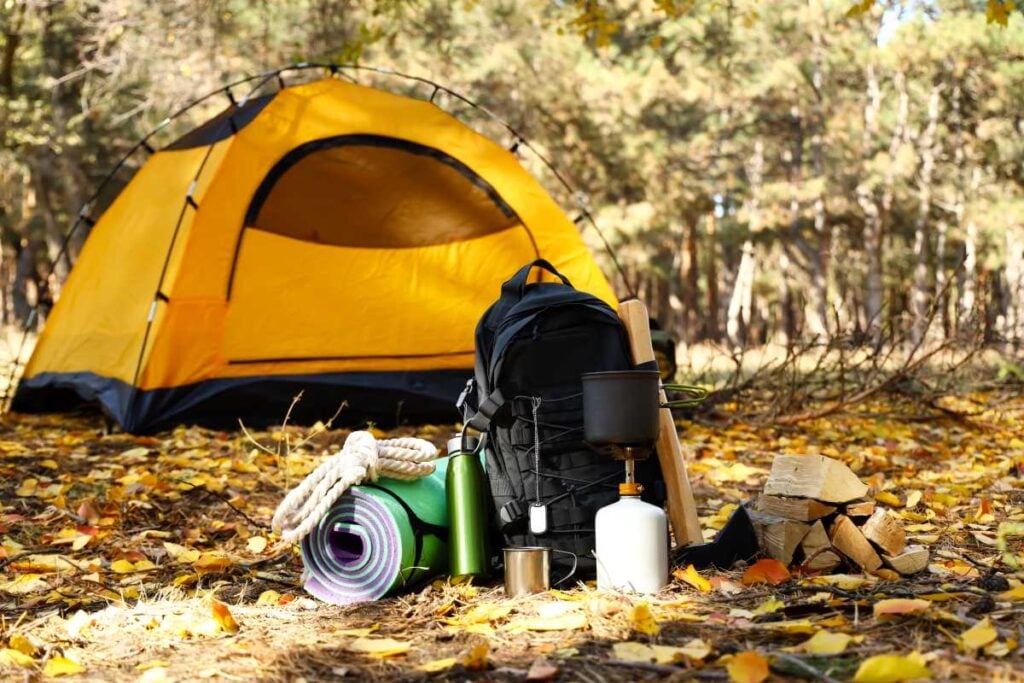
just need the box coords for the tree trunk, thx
[935,219,950,338]
[911,81,942,344]
[1005,225,1024,346]
[960,166,982,327]
[727,240,756,348]
[783,104,803,344]
[806,0,830,339]
[680,214,701,343]
[0,0,26,98]
[705,210,720,341]
[727,141,763,348]
[856,63,884,338]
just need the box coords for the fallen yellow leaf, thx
[611,641,655,663]
[247,536,268,554]
[417,657,457,672]
[853,653,931,683]
[512,611,588,631]
[727,651,769,683]
[43,655,86,677]
[256,589,282,606]
[677,638,712,662]
[139,666,173,683]
[675,564,711,592]
[797,630,856,655]
[334,624,380,637]
[7,633,35,657]
[809,574,875,590]
[347,637,411,657]
[193,553,232,573]
[873,598,930,619]
[110,559,136,573]
[630,602,660,636]
[15,478,38,497]
[461,641,489,671]
[163,542,201,564]
[211,600,239,634]
[623,639,713,665]
[999,584,1024,601]
[753,619,817,635]
[0,573,49,595]
[875,491,901,506]
[960,617,997,652]
[443,602,512,626]
[985,636,1016,658]
[0,648,34,667]
[752,597,785,616]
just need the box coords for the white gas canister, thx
[595,482,669,593]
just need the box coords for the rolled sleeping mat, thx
[300,462,449,605]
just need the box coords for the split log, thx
[749,510,810,566]
[800,520,842,572]
[861,509,906,556]
[763,455,868,504]
[844,499,876,518]
[829,515,882,573]
[882,545,929,575]
[757,494,836,522]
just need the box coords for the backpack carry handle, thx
[502,259,572,299]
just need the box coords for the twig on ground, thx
[178,481,270,530]
[771,653,842,683]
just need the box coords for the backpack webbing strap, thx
[464,387,505,433]
[497,471,620,533]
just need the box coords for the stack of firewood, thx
[749,454,928,575]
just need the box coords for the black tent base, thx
[12,369,469,434]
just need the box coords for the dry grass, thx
[2,355,1024,680]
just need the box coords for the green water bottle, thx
[446,433,489,577]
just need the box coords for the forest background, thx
[0,0,1022,359]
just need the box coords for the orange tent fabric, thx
[13,77,615,432]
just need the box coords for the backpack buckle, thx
[456,378,475,422]
[499,500,526,533]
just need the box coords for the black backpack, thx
[460,260,665,579]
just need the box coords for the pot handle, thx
[661,383,709,409]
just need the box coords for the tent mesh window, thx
[243,135,521,250]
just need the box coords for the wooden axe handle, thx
[617,299,703,547]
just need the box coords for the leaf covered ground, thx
[2,388,1024,682]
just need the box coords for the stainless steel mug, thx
[503,547,577,597]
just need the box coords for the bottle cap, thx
[448,434,480,455]
[619,482,643,496]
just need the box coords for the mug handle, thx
[550,549,578,587]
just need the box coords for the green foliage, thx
[0,0,1022,344]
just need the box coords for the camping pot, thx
[582,370,660,448]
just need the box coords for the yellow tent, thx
[12,75,615,432]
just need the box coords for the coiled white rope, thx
[272,430,439,544]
